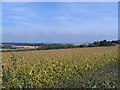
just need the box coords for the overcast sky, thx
[2,2,118,43]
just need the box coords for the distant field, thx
[0,49,12,51]
[2,46,119,88]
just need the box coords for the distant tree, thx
[99,40,111,46]
[93,41,100,46]
[88,43,96,47]
[111,40,120,44]
[79,44,88,48]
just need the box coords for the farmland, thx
[2,46,119,88]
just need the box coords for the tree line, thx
[1,40,120,52]
[37,40,120,50]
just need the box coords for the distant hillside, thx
[1,40,120,52]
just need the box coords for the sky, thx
[2,2,118,43]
